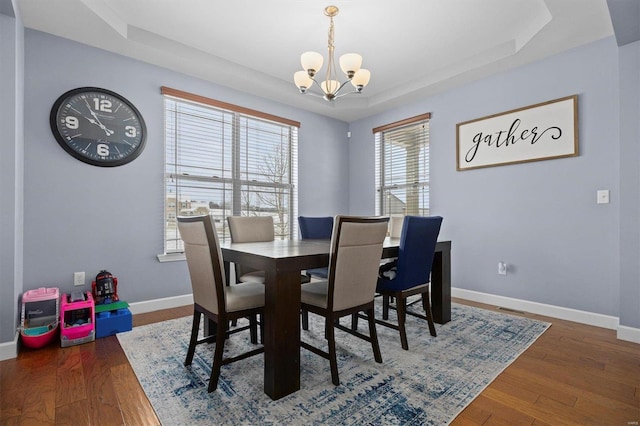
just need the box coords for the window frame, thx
[374,113,431,218]
[160,87,299,256]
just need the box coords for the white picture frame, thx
[456,95,579,171]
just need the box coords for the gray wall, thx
[2,8,638,346]
[618,39,640,328]
[0,0,24,344]
[349,36,630,321]
[20,29,349,310]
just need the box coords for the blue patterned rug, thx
[118,302,549,425]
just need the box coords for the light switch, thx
[596,190,610,204]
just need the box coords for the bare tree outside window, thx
[255,142,291,239]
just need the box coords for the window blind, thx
[163,90,298,253]
[374,114,430,217]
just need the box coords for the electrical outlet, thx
[74,271,85,286]
[498,262,507,275]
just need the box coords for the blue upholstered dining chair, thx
[298,216,334,279]
[375,215,443,350]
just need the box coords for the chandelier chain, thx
[326,15,336,93]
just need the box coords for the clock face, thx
[50,87,147,167]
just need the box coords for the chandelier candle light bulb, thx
[294,5,370,101]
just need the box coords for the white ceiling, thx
[18,0,614,122]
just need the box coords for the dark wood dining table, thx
[219,237,451,400]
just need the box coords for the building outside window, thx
[374,113,431,218]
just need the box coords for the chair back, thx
[227,216,275,243]
[328,216,389,311]
[395,216,443,289]
[388,216,404,238]
[177,215,226,315]
[299,216,334,239]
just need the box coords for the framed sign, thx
[456,95,578,171]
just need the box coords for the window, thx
[374,113,431,217]
[162,87,299,253]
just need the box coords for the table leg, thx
[431,248,451,324]
[263,268,301,399]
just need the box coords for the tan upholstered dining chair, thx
[178,215,265,392]
[300,215,389,386]
[388,215,404,238]
[227,216,274,284]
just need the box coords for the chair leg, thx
[366,308,383,363]
[249,314,258,344]
[302,308,309,330]
[325,318,332,340]
[382,295,390,320]
[397,295,409,350]
[421,292,437,337]
[351,313,359,330]
[208,319,227,392]
[326,318,340,386]
[184,310,201,366]
[259,313,264,344]
[231,282,238,327]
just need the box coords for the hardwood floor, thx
[1,299,638,425]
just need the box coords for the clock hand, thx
[82,115,114,136]
[83,99,114,136]
[89,110,115,136]
[102,126,115,137]
[83,115,102,127]
[88,109,104,125]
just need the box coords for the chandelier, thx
[293,5,370,102]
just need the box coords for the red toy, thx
[91,270,119,305]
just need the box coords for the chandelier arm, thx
[333,89,363,100]
[302,91,326,99]
[307,76,359,100]
[309,77,326,92]
[331,80,353,96]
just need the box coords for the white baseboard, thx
[452,287,640,343]
[0,332,18,361]
[617,325,640,344]
[128,294,193,315]
[3,289,636,361]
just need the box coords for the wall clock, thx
[50,87,147,167]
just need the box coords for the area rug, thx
[117,302,550,425]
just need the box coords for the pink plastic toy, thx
[20,287,59,349]
[60,292,95,347]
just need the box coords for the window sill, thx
[157,252,186,263]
